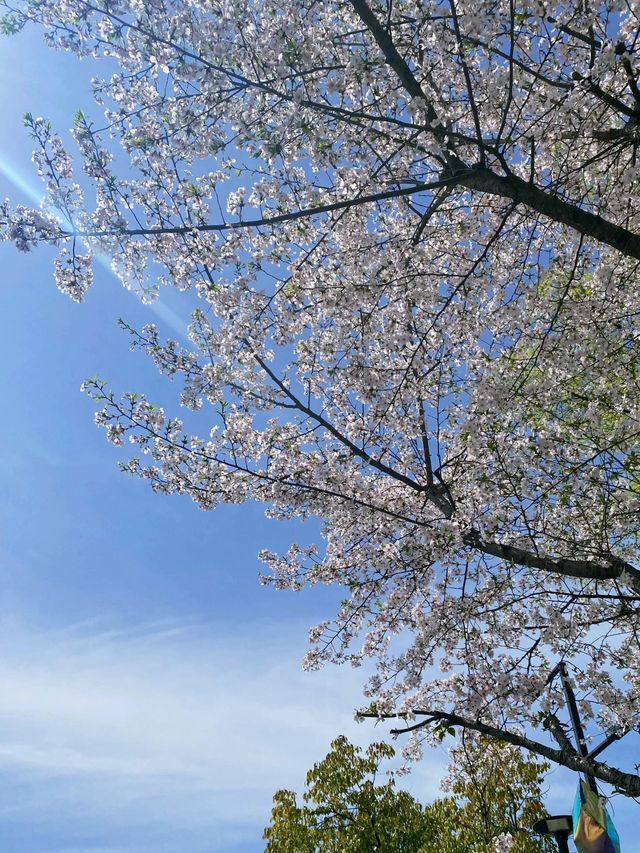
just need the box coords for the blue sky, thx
[0,21,638,853]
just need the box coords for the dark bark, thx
[464,528,640,593]
[349,0,640,261]
[360,708,640,796]
[67,173,467,239]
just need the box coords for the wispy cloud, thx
[0,615,448,851]
[0,614,611,852]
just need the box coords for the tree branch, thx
[463,528,640,593]
[350,0,640,260]
[64,175,468,239]
[250,349,454,515]
[359,708,640,795]
[348,0,456,157]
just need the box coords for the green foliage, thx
[264,737,429,852]
[263,736,555,852]
[504,269,640,504]
[445,736,555,853]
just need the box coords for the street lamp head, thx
[533,815,573,835]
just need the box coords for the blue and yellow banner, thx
[572,780,620,853]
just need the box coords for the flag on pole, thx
[572,780,621,853]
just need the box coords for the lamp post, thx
[530,662,627,853]
[532,815,573,853]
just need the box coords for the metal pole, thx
[558,662,598,794]
[588,731,622,760]
[556,833,570,853]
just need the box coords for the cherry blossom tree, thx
[2,0,640,794]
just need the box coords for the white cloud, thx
[0,615,448,851]
[0,616,630,852]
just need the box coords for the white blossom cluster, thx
[492,833,515,853]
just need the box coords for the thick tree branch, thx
[463,528,640,593]
[544,712,577,754]
[350,0,640,260]
[63,160,640,260]
[461,167,640,260]
[359,708,640,795]
[348,0,457,158]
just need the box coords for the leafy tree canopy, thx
[263,735,554,852]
